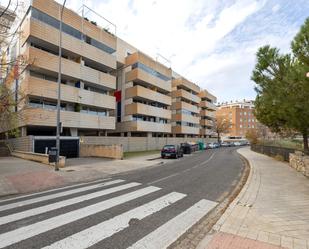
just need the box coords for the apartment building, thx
[171,75,201,137]
[199,90,217,137]
[114,39,172,137]
[1,0,218,140]
[3,0,117,136]
[216,100,258,138]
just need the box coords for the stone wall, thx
[81,136,217,152]
[289,151,309,177]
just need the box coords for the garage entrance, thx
[34,137,80,158]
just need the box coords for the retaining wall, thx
[80,144,123,159]
[289,151,309,177]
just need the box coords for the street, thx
[0,147,245,249]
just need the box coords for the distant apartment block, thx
[171,76,200,137]
[0,0,217,139]
[199,90,217,137]
[216,100,258,138]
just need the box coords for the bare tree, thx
[211,116,231,143]
[0,0,28,138]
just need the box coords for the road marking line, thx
[0,186,160,249]
[42,192,186,249]
[192,152,216,169]
[0,179,124,212]
[0,182,141,226]
[0,178,112,204]
[147,172,180,185]
[128,199,218,249]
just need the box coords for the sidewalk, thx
[198,147,309,249]
[0,153,164,198]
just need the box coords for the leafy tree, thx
[291,18,309,67]
[252,18,309,154]
[211,116,231,143]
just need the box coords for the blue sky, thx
[54,0,308,102]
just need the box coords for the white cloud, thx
[56,0,304,102]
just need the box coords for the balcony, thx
[125,85,171,106]
[172,125,200,135]
[200,119,213,127]
[117,121,171,133]
[125,52,172,80]
[25,75,115,110]
[26,46,116,90]
[125,103,171,120]
[171,101,199,114]
[126,68,171,93]
[21,108,115,130]
[200,109,215,118]
[199,90,217,103]
[32,0,116,52]
[200,101,217,111]
[172,114,199,124]
[172,89,200,104]
[172,78,200,95]
[21,18,116,70]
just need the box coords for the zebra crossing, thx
[0,178,218,249]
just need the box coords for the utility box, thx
[48,147,58,163]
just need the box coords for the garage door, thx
[34,138,79,158]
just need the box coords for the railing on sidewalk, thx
[251,144,296,162]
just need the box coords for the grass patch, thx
[123,150,161,159]
[259,139,303,150]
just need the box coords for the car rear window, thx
[163,145,175,149]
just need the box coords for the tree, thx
[252,18,309,154]
[245,129,258,144]
[0,1,27,137]
[211,116,231,143]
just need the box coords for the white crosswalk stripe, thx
[128,199,218,249]
[0,186,160,248]
[0,179,124,212]
[0,178,219,249]
[0,178,112,204]
[0,182,141,226]
[42,192,186,249]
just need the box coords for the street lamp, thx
[55,0,66,171]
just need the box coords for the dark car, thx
[180,143,192,154]
[161,145,183,159]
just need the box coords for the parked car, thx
[233,141,241,146]
[188,142,199,152]
[161,145,183,159]
[213,142,220,148]
[181,143,192,154]
[208,143,216,149]
[221,142,230,147]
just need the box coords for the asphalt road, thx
[0,147,245,249]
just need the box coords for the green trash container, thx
[198,141,204,150]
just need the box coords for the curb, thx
[170,148,251,249]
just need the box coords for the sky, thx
[4,0,308,103]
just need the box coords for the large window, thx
[31,7,116,54]
[131,62,170,82]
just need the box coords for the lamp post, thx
[55,0,66,171]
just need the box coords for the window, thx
[31,7,115,54]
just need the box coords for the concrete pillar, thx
[127,132,131,137]
[70,128,78,137]
[121,132,125,137]
[21,127,27,137]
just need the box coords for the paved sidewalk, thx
[0,153,164,198]
[198,147,309,249]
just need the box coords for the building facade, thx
[199,90,217,137]
[171,76,200,137]
[216,100,258,138]
[1,0,217,139]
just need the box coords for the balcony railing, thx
[21,108,115,130]
[25,75,115,110]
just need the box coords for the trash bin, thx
[198,141,204,150]
[48,147,58,163]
